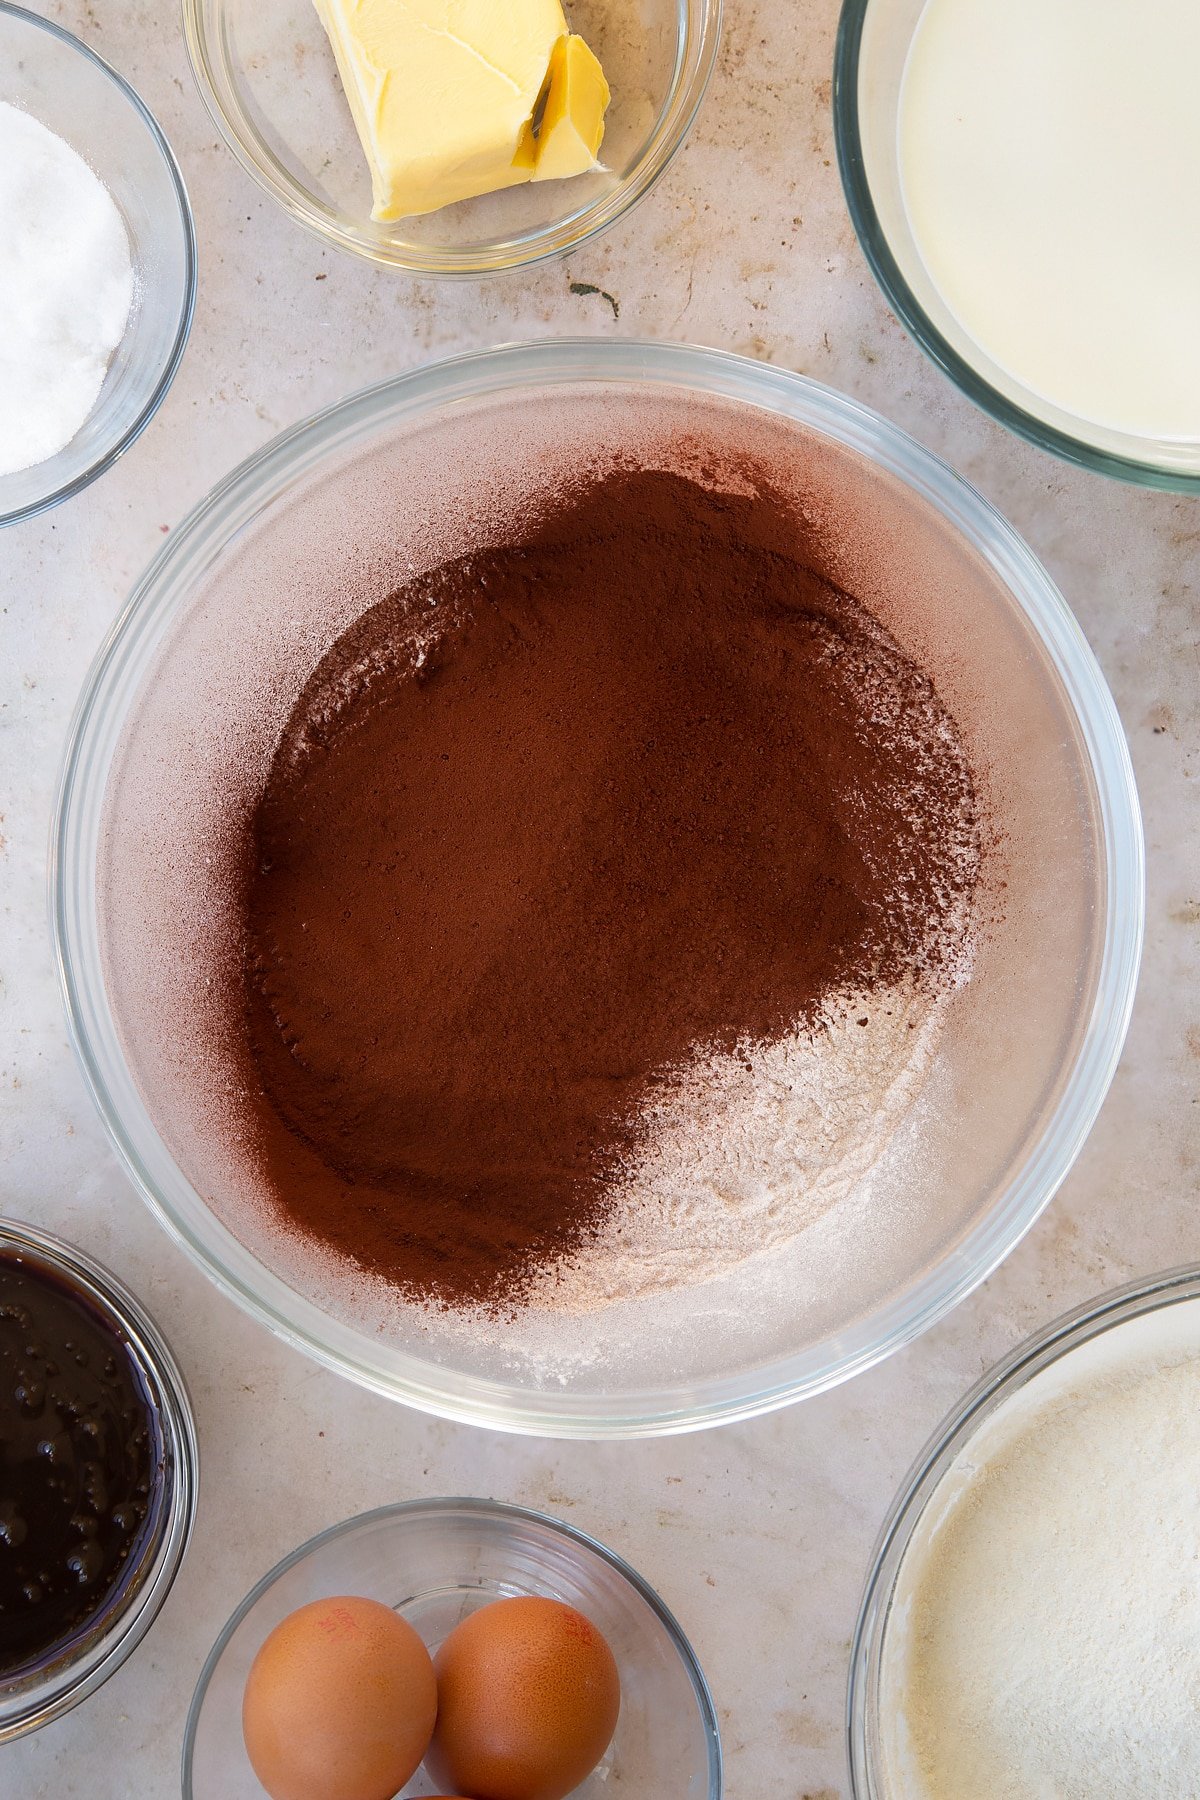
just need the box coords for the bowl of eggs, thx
[183,1496,722,1799]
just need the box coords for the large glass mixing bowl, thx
[52,340,1143,1437]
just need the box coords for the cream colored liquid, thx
[898,0,1200,440]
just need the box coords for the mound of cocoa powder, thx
[229,464,980,1310]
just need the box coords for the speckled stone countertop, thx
[2,1,1198,1795]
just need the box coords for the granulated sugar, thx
[0,103,133,478]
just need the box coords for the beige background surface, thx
[2,0,1198,1794]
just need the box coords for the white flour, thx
[0,103,133,479]
[530,984,943,1312]
[886,1301,1200,1798]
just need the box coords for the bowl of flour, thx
[53,342,1144,1435]
[852,1266,1200,1800]
[0,4,194,527]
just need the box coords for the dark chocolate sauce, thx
[0,1250,161,1679]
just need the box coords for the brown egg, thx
[427,1595,621,1800]
[242,1594,437,1800]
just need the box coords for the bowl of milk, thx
[835,0,1200,487]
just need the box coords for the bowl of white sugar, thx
[850,1266,1200,1798]
[835,0,1200,488]
[0,4,195,527]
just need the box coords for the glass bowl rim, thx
[180,1493,724,1799]
[832,0,1200,493]
[51,336,1144,1439]
[845,1263,1200,1796]
[0,0,197,528]
[181,0,722,276]
[0,1215,199,1741]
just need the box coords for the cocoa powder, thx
[229,464,980,1310]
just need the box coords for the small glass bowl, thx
[0,1217,198,1742]
[847,1265,1200,1796]
[833,0,1200,490]
[0,4,195,527]
[183,0,720,275]
[183,1497,722,1797]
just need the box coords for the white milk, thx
[898,0,1200,441]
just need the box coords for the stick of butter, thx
[312,0,611,221]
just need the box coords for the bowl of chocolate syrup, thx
[0,1219,196,1739]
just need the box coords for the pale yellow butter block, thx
[312,0,610,220]
[533,32,610,181]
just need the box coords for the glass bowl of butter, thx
[183,0,720,274]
